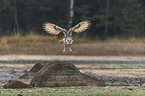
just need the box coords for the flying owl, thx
[43,20,91,53]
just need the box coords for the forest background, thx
[0,0,144,40]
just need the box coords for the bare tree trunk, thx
[26,0,30,35]
[68,0,74,28]
[113,0,117,37]
[7,14,12,36]
[105,0,110,39]
[14,0,19,35]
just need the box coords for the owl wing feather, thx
[43,22,66,35]
[71,21,91,33]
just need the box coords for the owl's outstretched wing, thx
[43,22,66,35]
[71,21,91,33]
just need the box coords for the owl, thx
[43,20,91,53]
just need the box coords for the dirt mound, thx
[3,62,46,88]
[3,79,32,88]
[29,61,50,72]
[4,61,106,88]
[30,61,106,87]
[20,61,49,79]
[140,79,145,87]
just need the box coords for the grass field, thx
[0,86,145,96]
[0,35,145,95]
[0,35,144,55]
[0,55,145,95]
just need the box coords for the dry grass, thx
[0,35,144,55]
[73,43,145,56]
[0,35,145,44]
[0,35,58,46]
[105,37,145,43]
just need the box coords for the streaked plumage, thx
[72,21,91,33]
[43,22,66,35]
[43,20,91,53]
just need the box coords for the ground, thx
[0,55,145,95]
[1,86,145,96]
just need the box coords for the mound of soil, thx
[19,61,49,79]
[30,61,106,87]
[3,79,32,88]
[140,79,145,87]
[4,61,106,88]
